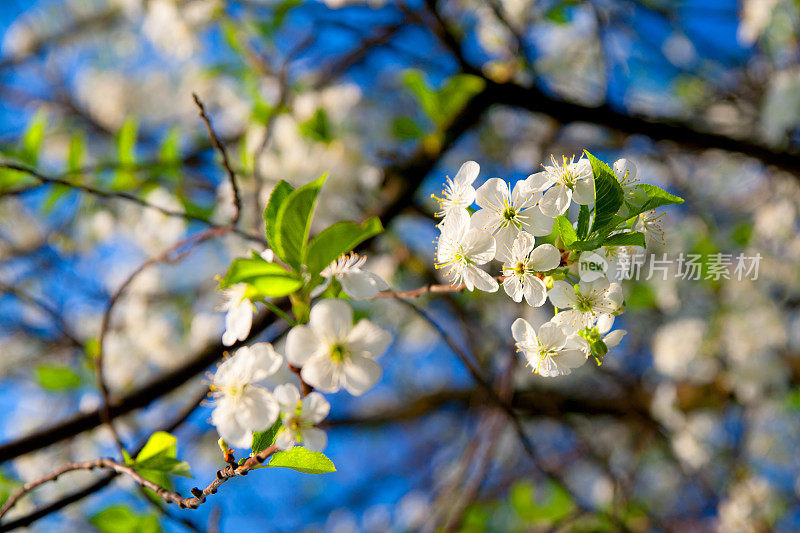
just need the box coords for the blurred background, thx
[0,0,799,531]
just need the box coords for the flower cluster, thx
[432,156,669,377]
[210,297,390,450]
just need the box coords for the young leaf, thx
[220,257,303,297]
[274,174,327,270]
[437,74,485,125]
[90,505,162,533]
[636,184,685,212]
[35,365,81,391]
[134,431,191,478]
[264,180,295,256]
[603,231,646,248]
[19,109,47,166]
[267,447,337,474]
[554,215,577,247]
[299,109,332,144]
[576,205,590,239]
[114,116,138,190]
[585,151,623,234]
[305,217,384,276]
[251,419,282,454]
[391,117,424,140]
[402,70,438,123]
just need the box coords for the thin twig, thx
[0,444,278,520]
[192,93,242,224]
[94,226,232,454]
[0,162,264,244]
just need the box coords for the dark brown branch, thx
[486,79,800,174]
[191,94,242,223]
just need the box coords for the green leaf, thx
[436,74,485,124]
[635,184,685,212]
[299,109,332,144]
[251,419,282,454]
[603,231,646,248]
[19,109,47,166]
[267,447,336,474]
[158,127,181,181]
[554,215,577,247]
[585,151,624,235]
[576,205,590,239]
[402,70,438,123]
[305,217,384,276]
[35,365,81,391]
[114,116,138,190]
[274,174,327,271]
[134,431,191,478]
[391,117,424,140]
[221,256,303,297]
[569,239,602,251]
[90,505,162,533]
[401,71,485,127]
[67,133,86,172]
[264,181,295,257]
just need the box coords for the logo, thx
[578,251,608,282]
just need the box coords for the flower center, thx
[331,343,348,362]
[575,294,594,312]
[514,261,527,276]
[502,206,517,221]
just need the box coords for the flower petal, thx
[523,276,548,307]
[527,207,555,237]
[539,184,571,217]
[301,392,331,424]
[347,319,391,359]
[300,427,328,452]
[474,177,509,210]
[573,177,595,204]
[237,387,279,432]
[548,280,577,308]
[454,160,480,186]
[538,322,567,350]
[463,264,499,292]
[285,325,320,366]
[301,354,341,393]
[464,229,496,264]
[341,354,382,396]
[494,226,519,264]
[604,329,627,348]
[511,317,533,344]
[529,244,561,272]
[274,383,301,412]
[309,299,352,340]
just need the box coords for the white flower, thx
[529,155,595,217]
[548,278,623,328]
[209,343,283,448]
[273,384,330,452]
[285,299,391,395]
[431,160,479,220]
[613,158,647,207]
[511,318,586,377]
[634,210,664,242]
[435,209,498,292]
[321,253,389,300]
[496,230,561,306]
[633,210,665,247]
[220,284,253,346]
[563,314,627,356]
[471,178,554,236]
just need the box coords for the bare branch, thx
[192,94,242,224]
